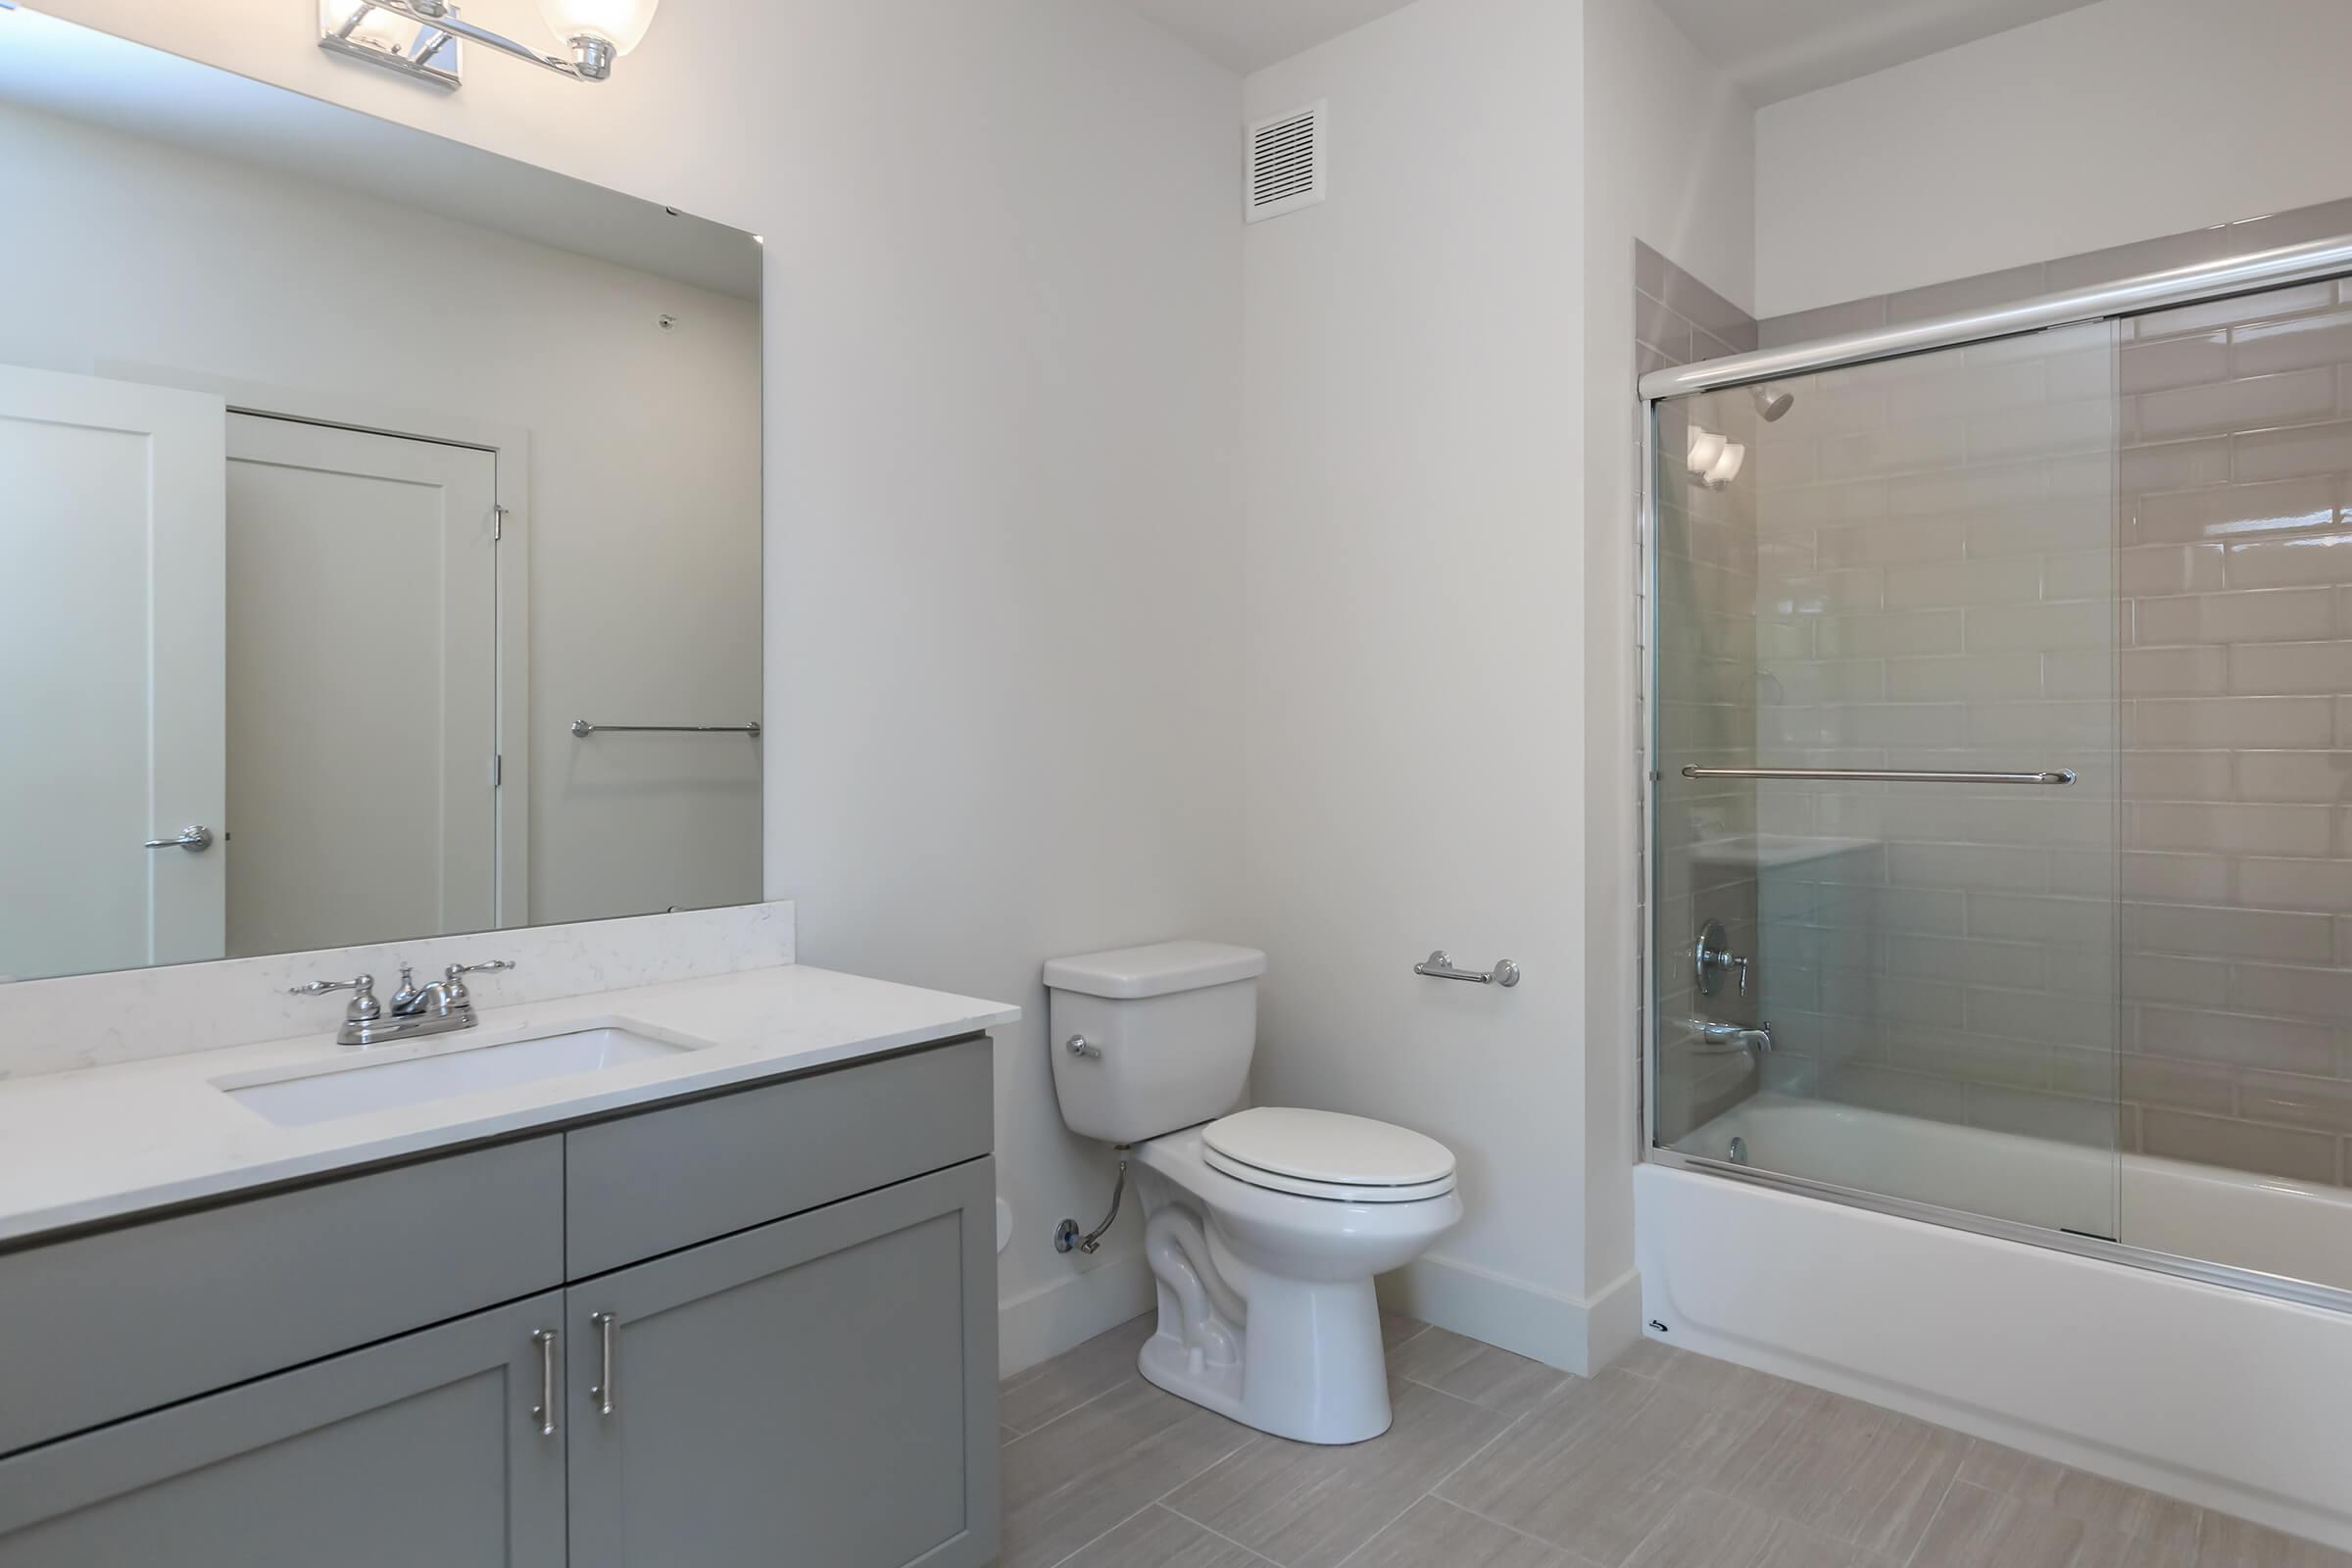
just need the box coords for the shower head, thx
[1749,384,1795,421]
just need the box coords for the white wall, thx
[1240,0,1611,1368]
[1755,0,2352,316]
[28,0,1249,1371]
[0,96,761,929]
[1579,0,1753,1331]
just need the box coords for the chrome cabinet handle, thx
[1414,951,1521,987]
[590,1311,616,1417]
[142,825,214,852]
[530,1329,558,1438]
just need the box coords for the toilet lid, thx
[1202,1107,1456,1191]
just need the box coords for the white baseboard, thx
[997,1247,1155,1379]
[1376,1252,1644,1377]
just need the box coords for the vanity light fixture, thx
[318,0,660,89]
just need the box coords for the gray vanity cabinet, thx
[0,1293,567,1566]
[564,1157,1000,1568]
[0,1037,997,1567]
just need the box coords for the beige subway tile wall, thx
[1749,204,2352,1190]
[1729,322,2127,1182]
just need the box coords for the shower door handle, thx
[1681,766,2074,786]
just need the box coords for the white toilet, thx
[1045,940,1461,1445]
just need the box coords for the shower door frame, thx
[1637,232,2352,1320]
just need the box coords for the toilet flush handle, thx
[1065,1033,1102,1059]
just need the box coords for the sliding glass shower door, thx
[1648,321,2124,1240]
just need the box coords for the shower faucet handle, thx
[1694,920,1750,999]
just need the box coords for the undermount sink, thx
[220,1026,694,1128]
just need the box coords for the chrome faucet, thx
[1685,1018,1774,1054]
[289,959,516,1048]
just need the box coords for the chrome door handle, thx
[142,825,214,852]
[530,1328,558,1438]
[590,1311,616,1417]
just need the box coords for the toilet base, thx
[1123,1125,1459,1446]
[1137,1270,1395,1446]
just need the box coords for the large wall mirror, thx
[0,12,763,984]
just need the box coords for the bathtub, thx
[1638,1094,2352,1550]
[1685,1093,2352,1294]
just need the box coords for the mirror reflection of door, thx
[223,414,499,956]
[1,9,762,986]
[0,365,226,980]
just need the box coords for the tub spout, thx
[1687,1018,1773,1054]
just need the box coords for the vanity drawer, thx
[0,1136,563,1457]
[564,1036,993,1277]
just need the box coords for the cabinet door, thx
[0,1293,566,1567]
[566,1157,999,1568]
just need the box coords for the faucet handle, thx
[287,974,382,1024]
[439,959,515,1011]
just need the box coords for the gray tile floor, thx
[996,1314,2352,1568]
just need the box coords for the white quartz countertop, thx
[0,963,1019,1246]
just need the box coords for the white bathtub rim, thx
[1666,1093,2352,1309]
[1636,1161,2352,1552]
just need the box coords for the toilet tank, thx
[1044,941,1267,1145]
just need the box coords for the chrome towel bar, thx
[1681,766,2074,786]
[1414,951,1521,987]
[570,719,761,738]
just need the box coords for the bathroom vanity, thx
[0,950,1016,1567]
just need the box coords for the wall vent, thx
[1246,101,1326,222]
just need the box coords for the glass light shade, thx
[537,0,659,54]
[1686,427,1726,477]
[1706,441,1747,487]
[327,1,414,52]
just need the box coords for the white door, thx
[0,365,225,981]
[224,415,499,956]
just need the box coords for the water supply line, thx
[1055,1152,1128,1254]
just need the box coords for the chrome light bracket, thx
[318,0,618,87]
[318,0,463,88]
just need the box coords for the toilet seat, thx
[1201,1107,1457,1203]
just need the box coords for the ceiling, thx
[1119,0,2100,99]
[1119,0,1422,74]
[1651,0,2101,104]
[0,7,760,300]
